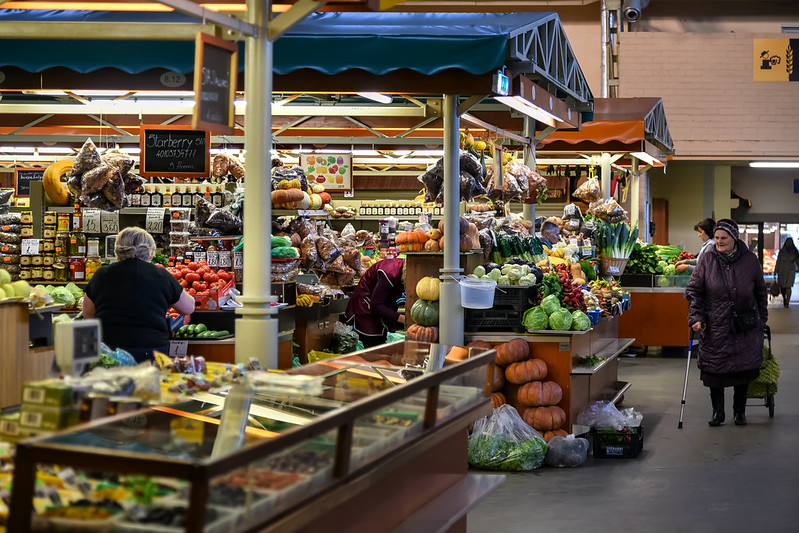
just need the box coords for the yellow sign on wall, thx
[754,39,796,81]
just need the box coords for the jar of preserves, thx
[31,265,43,281]
[69,257,86,281]
[42,254,55,266]
[85,255,102,280]
[41,240,55,253]
[53,260,69,282]
[43,267,54,281]
[43,226,57,240]
[69,231,87,257]
[31,254,43,266]
[55,232,70,259]
[20,255,31,266]
[57,213,71,232]
[20,211,34,224]
[43,212,57,226]
[19,267,31,281]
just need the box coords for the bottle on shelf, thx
[140,184,151,207]
[69,257,86,282]
[72,203,82,231]
[171,185,183,208]
[182,185,195,208]
[150,185,163,207]
[212,185,225,208]
[163,186,173,208]
[217,240,232,270]
[53,259,69,283]
[206,240,219,269]
[85,238,102,280]
[130,186,142,207]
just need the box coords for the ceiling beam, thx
[0,21,218,40]
[158,0,258,37]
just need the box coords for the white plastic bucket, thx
[459,277,497,309]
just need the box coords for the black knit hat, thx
[713,218,739,241]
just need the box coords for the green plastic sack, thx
[748,345,779,397]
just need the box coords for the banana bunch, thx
[296,294,314,307]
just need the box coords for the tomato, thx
[188,288,197,295]
[187,262,200,271]
[180,280,188,288]
[191,281,204,291]
[185,273,201,283]
[217,270,231,281]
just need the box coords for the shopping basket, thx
[747,325,778,417]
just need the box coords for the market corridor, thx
[468,299,799,533]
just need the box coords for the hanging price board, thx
[21,239,40,256]
[82,208,102,234]
[100,211,119,234]
[169,340,189,357]
[145,207,166,233]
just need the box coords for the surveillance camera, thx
[622,0,650,23]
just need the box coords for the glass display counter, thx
[9,340,497,532]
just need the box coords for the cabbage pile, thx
[523,295,592,332]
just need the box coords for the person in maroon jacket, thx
[344,258,406,349]
[685,219,768,426]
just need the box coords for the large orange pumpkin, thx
[495,338,530,366]
[504,358,547,384]
[522,405,566,431]
[490,392,507,409]
[517,380,563,407]
[541,429,569,442]
[406,324,439,343]
[489,364,505,392]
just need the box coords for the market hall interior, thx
[469,294,799,533]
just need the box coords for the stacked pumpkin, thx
[471,338,568,442]
[406,276,440,343]
[272,179,331,210]
[396,228,430,252]
[437,216,480,252]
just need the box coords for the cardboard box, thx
[19,405,80,431]
[271,281,297,305]
[21,379,78,409]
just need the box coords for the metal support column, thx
[439,94,464,347]
[631,159,641,234]
[600,152,612,200]
[235,0,278,367]
[522,117,536,223]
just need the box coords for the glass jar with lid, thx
[53,260,69,283]
[69,232,87,257]
[69,257,86,282]
[55,232,70,259]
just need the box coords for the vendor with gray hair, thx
[83,227,195,363]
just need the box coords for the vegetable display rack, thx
[464,284,538,333]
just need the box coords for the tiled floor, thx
[468,296,799,533]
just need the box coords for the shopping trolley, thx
[747,325,778,417]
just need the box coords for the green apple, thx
[10,280,31,298]
[0,268,11,286]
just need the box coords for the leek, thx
[594,221,638,259]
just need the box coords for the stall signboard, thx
[13,168,45,198]
[193,32,238,135]
[139,125,210,178]
[300,153,353,192]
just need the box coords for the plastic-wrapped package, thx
[0,224,20,234]
[575,400,643,430]
[419,167,444,204]
[297,282,333,299]
[332,321,359,353]
[227,154,245,179]
[67,173,83,197]
[271,259,300,282]
[468,404,548,471]
[81,163,118,195]
[562,203,584,233]
[0,189,14,209]
[102,175,126,210]
[123,173,147,195]
[342,246,364,276]
[72,138,102,175]
[544,435,589,468]
[101,149,135,176]
[336,265,356,287]
[205,208,243,234]
[195,197,215,227]
[325,254,348,274]
[573,177,601,203]
[0,232,21,244]
[319,271,339,287]
[588,198,628,223]
[504,161,530,199]
[316,236,341,261]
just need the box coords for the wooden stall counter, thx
[467,316,634,432]
[617,287,690,347]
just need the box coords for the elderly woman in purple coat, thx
[685,219,768,427]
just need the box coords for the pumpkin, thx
[427,228,442,240]
[319,192,332,205]
[298,192,311,209]
[424,239,440,251]
[406,324,439,343]
[459,232,474,252]
[410,298,439,326]
[445,346,468,362]
[489,363,505,391]
[43,159,73,206]
[517,380,563,407]
[490,392,506,409]
[467,223,480,250]
[495,338,530,366]
[414,229,429,243]
[541,429,569,443]
[504,358,547,384]
[437,216,470,235]
[570,263,584,280]
[416,276,441,301]
[521,405,566,431]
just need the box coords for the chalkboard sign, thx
[14,168,45,197]
[193,32,237,135]
[139,125,210,178]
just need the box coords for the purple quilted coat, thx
[684,239,768,374]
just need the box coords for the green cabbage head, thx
[522,306,549,331]
[540,294,561,316]
[549,308,573,331]
[571,310,591,331]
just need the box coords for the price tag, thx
[100,211,119,234]
[82,208,102,233]
[169,340,188,357]
[344,190,354,198]
[21,238,39,255]
[233,251,243,269]
[145,207,166,233]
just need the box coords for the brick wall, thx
[619,32,799,159]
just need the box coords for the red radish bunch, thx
[555,263,587,311]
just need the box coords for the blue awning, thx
[0,11,543,76]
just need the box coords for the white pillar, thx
[438,94,464,347]
[236,0,278,367]
[522,117,536,223]
[600,152,612,200]
[631,159,640,233]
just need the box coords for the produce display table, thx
[466,316,633,431]
[617,288,690,347]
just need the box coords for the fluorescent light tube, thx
[749,161,799,168]
[356,92,393,105]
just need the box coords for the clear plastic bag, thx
[575,400,643,430]
[573,177,601,203]
[468,404,548,471]
[544,434,589,468]
[332,321,360,354]
[271,259,301,282]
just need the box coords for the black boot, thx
[709,388,725,426]
[733,385,748,426]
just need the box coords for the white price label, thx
[169,340,188,357]
[100,211,119,234]
[82,208,102,233]
[233,251,243,269]
[145,207,166,233]
[344,190,354,198]
[21,238,39,255]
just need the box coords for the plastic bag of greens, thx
[540,294,561,316]
[332,321,359,353]
[468,404,547,471]
[549,308,573,331]
[522,306,549,331]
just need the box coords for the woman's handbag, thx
[717,255,760,333]
[770,282,781,298]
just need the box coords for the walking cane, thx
[678,329,696,428]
